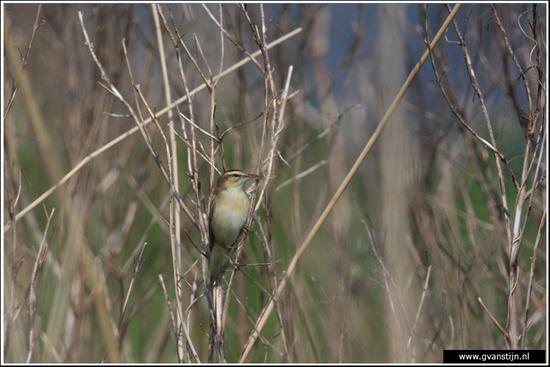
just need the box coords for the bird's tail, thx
[208,246,228,287]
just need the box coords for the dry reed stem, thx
[73,17,301,362]
[365,219,414,353]
[5,4,541,362]
[154,5,302,361]
[151,8,183,319]
[491,6,535,121]
[521,208,546,349]
[25,206,54,363]
[3,4,43,119]
[478,297,512,347]
[206,5,295,361]
[424,6,512,280]
[406,265,432,362]
[449,4,543,350]
[157,7,217,360]
[428,4,545,351]
[159,274,200,362]
[81,12,192,361]
[6,13,122,362]
[115,243,147,340]
[3,27,303,233]
[239,4,463,361]
[3,132,19,360]
[202,4,263,72]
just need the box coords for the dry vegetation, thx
[3,3,546,363]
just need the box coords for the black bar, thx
[443,350,546,364]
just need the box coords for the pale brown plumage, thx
[208,170,257,287]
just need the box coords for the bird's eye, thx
[233,174,240,178]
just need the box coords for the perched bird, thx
[208,169,257,287]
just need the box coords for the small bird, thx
[208,169,257,287]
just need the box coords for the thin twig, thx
[407,265,433,362]
[4,4,44,119]
[275,160,328,192]
[478,297,512,348]
[159,275,181,358]
[115,243,148,340]
[202,3,263,71]
[521,207,546,349]
[25,206,54,363]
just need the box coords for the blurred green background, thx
[3,3,546,363]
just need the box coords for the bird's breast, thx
[211,190,250,249]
